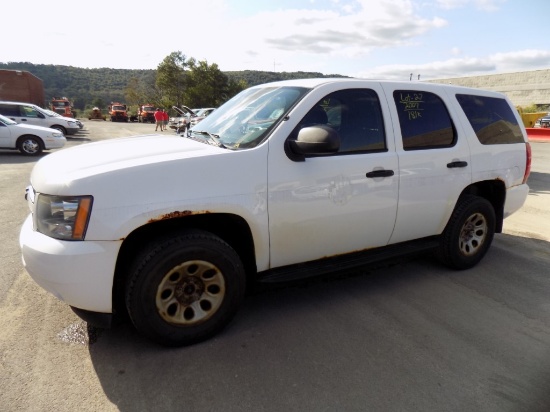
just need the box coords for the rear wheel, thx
[438,195,496,269]
[125,230,246,346]
[17,136,43,156]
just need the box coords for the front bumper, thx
[43,135,67,150]
[19,215,122,314]
[65,126,80,135]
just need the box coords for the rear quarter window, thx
[456,94,524,144]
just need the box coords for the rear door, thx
[381,84,472,244]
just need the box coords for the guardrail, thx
[526,128,550,141]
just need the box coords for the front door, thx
[267,87,399,268]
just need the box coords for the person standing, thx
[162,109,169,131]
[154,108,163,131]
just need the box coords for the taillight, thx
[523,142,532,184]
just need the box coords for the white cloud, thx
[435,0,504,11]
[354,49,550,80]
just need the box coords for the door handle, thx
[447,161,468,168]
[366,169,394,178]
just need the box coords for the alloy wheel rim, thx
[459,212,487,256]
[156,260,225,326]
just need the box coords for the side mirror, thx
[285,124,340,161]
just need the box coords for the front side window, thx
[20,105,40,118]
[456,94,524,144]
[394,90,456,150]
[295,88,387,154]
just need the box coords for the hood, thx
[31,134,224,191]
[172,105,197,117]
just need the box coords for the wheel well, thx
[51,124,67,134]
[17,135,44,148]
[112,213,257,318]
[459,180,506,232]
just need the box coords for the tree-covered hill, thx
[1,62,156,111]
[0,62,347,111]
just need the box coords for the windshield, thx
[187,86,309,150]
[0,114,17,125]
[33,106,56,118]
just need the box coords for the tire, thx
[50,125,66,135]
[17,136,43,156]
[125,230,246,346]
[438,195,496,270]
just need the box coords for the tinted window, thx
[0,104,21,117]
[297,89,386,154]
[393,91,456,150]
[456,94,524,144]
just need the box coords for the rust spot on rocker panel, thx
[148,210,211,223]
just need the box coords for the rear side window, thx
[393,91,456,150]
[456,94,524,144]
[0,104,21,117]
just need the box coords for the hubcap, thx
[22,139,39,154]
[459,212,487,256]
[156,260,225,326]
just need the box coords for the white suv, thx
[19,79,531,346]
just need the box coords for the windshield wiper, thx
[192,130,226,148]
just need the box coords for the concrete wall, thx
[427,68,550,108]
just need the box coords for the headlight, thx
[51,132,64,138]
[35,194,93,240]
[68,121,77,126]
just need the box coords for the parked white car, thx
[0,101,80,135]
[20,78,531,346]
[189,107,216,127]
[0,114,66,155]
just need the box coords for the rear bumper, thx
[504,183,530,218]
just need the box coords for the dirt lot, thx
[1,121,549,411]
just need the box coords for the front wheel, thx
[50,125,66,135]
[125,230,246,346]
[438,195,496,270]
[17,136,43,156]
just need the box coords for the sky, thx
[2,0,549,81]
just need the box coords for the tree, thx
[156,51,188,108]
[184,59,246,108]
[91,98,105,109]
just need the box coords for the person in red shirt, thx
[162,109,169,131]
[154,108,164,131]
